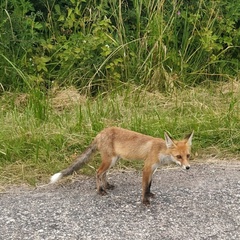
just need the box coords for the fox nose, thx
[186,166,190,170]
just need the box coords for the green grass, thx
[1,0,238,94]
[1,82,240,186]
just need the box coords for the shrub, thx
[0,0,239,93]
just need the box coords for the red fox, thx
[50,127,194,205]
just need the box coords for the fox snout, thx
[180,159,190,170]
[171,155,191,170]
[182,164,190,170]
[176,160,190,170]
[171,157,190,170]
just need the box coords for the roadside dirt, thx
[1,160,240,240]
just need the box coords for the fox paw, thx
[142,198,150,205]
[105,183,115,190]
[98,187,107,196]
[147,192,155,198]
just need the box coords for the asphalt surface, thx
[1,161,240,240]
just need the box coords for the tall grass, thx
[1,0,239,92]
[1,82,240,186]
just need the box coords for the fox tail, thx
[50,141,97,184]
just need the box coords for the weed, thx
[1,0,239,92]
[1,83,240,185]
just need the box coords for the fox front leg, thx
[142,167,154,205]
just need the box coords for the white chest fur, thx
[151,154,180,173]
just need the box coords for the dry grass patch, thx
[51,86,87,110]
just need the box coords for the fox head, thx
[164,131,194,170]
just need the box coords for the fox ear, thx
[164,132,175,148]
[185,131,194,146]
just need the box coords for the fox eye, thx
[176,155,182,159]
[187,154,190,159]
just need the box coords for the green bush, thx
[0,0,239,93]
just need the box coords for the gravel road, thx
[1,161,240,240]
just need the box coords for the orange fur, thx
[50,127,194,205]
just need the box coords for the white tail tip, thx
[50,172,63,184]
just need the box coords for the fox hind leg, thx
[105,156,119,190]
[102,172,115,190]
[96,162,110,195]
[96,155,118,195]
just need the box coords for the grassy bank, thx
[1,82,240,186]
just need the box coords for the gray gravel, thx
[1,161,240,240]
